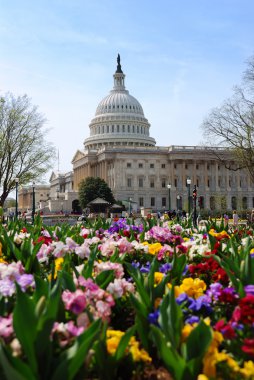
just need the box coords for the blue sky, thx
[1,0,254,179]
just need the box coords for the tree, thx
[201,56,254,181]
[0,93,56,206]
[78,177,115,209]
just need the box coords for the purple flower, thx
[244,285,254,295]
[0,278,16,297]
[148,310,160,326]
[159,263,172,273]
[140,262,151,273]
[188,295,212,313]
[176,293,189,304]
[185,315,199,324]
[206,282,223,300]
[16,274,35,292]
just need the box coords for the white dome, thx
[84,56,156,149]
[95,91,144,117]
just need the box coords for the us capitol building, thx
[19,56,253,214]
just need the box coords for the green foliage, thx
[151,291,212,380]
[78,177,115,209]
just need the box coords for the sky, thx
[1,0,254,182]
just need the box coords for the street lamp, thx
[32,182,35,224]
[167,184,171,211]
[186,178,191,216]
[176,195,180,222]
[15,178,19,219]
[192,185,198,227]
[128,198,132,216]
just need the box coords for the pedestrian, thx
[232,210,239,226]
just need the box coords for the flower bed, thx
[0,216,254,379]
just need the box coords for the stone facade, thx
[70,56,253,214]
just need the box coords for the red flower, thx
[34,235,52,245]
[212,268,229,284]
[232,295,254,325]
[214,319,236,339]
[242,338,254,357]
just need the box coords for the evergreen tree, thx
[78,177,115,209]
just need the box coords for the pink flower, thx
[0,315,13,341]
[62,289,86,314]
[107,278,135,298]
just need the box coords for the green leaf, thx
[125,263,151,309]
[114,326,135,361]
[150,325,185,380]
[95,269,114,289]
[13,286,38,375]
[185,320,212,361]
[158,289,183,348]
[51,319,101,380]
[0,344,36,380]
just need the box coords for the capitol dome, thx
[84,55,156,149]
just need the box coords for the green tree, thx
[201,55,254,181]
[78,177,115,209]
[0,93,56,206]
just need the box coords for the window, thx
[139,163,143,168]
[122,125,125,132]
[139,197,144,207]
[161,164,166,168]
[207,164,210,170]
[139,178,143,187]
[128,125,130,132]
[174,178,177,187]
[150,180,154,188]
[207,179,210,187]
[185,164,188,169]
[162,179,166,188]
[107,125,109,132]
[150,163,154,168]
[127,163,131,168]
[117,125,119,132]
[174,164,177,169]
[127,178,132,187]
[162,197,166,207]
[112,125,114,132]
[196,164,199,169]
[151,197,155,207]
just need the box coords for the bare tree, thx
[0,93,56,206]
[201,56,254,181]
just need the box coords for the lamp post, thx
[176,195,180,222]
[129,198,132,215]
[15,178,19,219]
[167,184,171,211]
[192,185,197,227]
[32,182,35,224]
[186,178,191,217]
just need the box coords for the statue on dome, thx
[116,54,123,73]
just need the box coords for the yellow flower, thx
[49,258,64,280]
[154,272,164,285]
[240,361,254,378]
[148,242,162,255]
[106,329,151,362]
[177,278,206,299]
[208,229,230,239]
[181,324,194,342]
[197,375,209,380]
